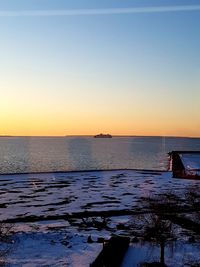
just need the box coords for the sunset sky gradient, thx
[0,0,200,137]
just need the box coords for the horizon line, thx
[0,5,200,17]
[0,134,199,139]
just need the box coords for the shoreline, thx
[0,168,168,176]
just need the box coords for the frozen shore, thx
[0,169,200,266]
[0,169,186,222]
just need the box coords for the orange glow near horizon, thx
[1,87,199,138]
[1,82,199,138]
[1,113,199,138]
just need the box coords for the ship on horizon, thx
[94,133,112,138]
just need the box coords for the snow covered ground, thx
[180,153,200,176]
[5,226,102,267]
[1,170,199,222]
[121,241,200,267]
[0,169,200,266]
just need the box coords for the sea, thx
[0,136,199,174]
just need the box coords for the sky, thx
[0,0,200,137]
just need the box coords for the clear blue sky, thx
[0,0,200,136]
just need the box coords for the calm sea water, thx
[0,136,199,174]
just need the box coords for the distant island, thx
[94,133,112,138]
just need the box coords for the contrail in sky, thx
[0,5,200,17]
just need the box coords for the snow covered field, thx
[1,170,198,222]
[180,153,200,176]
[121,241,200,267]
[0,170,200,266]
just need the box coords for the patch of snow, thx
[180,153,200,171]
[5,230,102,267]
[121,241,200,267]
